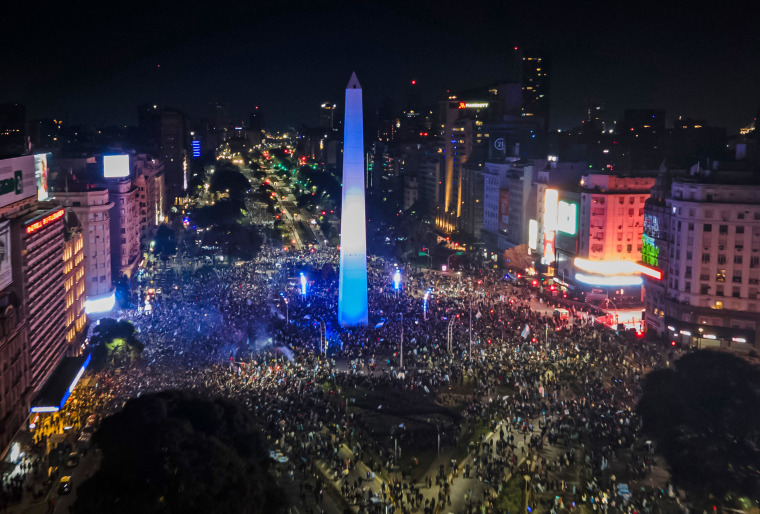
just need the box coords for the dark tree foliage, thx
[191,200,243,228]
[210,161,251,201]
[89,318,144,369]
[153,224,177,261]
[202,224,263,260]
[637,350,760,501]
[73,390,284,514]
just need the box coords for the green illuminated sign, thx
[641,234,659,267]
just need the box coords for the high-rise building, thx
[521,52,550,130]
[643,165,760,351]
[133,154,166,240]
[320,102,336,131]
[51,187,114,310]
[104,179,140,279]
[62,215,86,345]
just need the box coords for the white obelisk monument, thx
[338,72,369,326]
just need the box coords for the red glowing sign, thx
[26,209,64,234]
[458,102,467,109]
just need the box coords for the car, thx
[59,476,72,495]
[78,432,92,450]
[65,452,80,468]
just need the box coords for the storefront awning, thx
[30,354,91,413]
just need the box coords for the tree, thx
[153,224,177,261]
[89,319,144,369]
[637,350,760,502]
[73,390,284,514]
[191,200,243,228]
[210,161,251,202]
[502,244,534,272]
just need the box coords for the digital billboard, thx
[543,189,558,231]
[103,154,130,178]
[34,153,50,200]
[498,189,509,232]
[528,219,538,250]
[0,220,11,290]
[0,156,37,209]
[191,140,201,158]
[557,201,577,235]
[542,231,555,265]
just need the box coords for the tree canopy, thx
[89,318,144,369]
[637,350,760,502]
[209,161,251,202]
[153,224,177,261]
[73,390,284,514]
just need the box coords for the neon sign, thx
[26,209,64,234]
[458,102,489,109]
[641,234,659,267]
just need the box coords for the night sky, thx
[5,1,759,132]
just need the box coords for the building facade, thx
[643,167,760,351]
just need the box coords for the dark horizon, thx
[4,1,760,132]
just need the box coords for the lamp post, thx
[400,312,404,369]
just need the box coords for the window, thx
[100,275,106,282]
[719,225,728,234]
[627,244,632,253]
[704,224,712,232]
[751,256,759,268]
[688,223,694,231]
[718,255,727,265]
[685,266,692,278]
[91,277,97,283]
[738,213,745,220]
[687,251,693,260]
[735,255,743,265]
[685,282,691,292]
[716,286,724,296]
[717,270,726,282]
[702,253,710,263]
[733,272,742,283]
[737,226,744,234]
[700,285,710,295]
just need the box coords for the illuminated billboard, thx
[528,219,538,250]
[542,231,555,264]
[0,156,37,209]
[641,233,659,267]
[543,189,558,231]
[458,102,489,109]
[103,154,130,178]
[34,153,50,200]
[192,140,201,158]
[557,201,577,235]
[0,221,11,290]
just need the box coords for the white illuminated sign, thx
[543,189,558,232]
[528,219,538,250]
[575,272,643,287]
[103,154,130,178]
[557,201,577,235]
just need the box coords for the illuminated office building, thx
[62,215,86,345]
[520,52,550,130]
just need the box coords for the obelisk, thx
[338,72,369,326]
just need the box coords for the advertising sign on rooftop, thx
[0,220,11,290]
[0,156,37,210]
[34,153,50,201]
[103,154,130,178]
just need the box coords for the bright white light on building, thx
[528,220,538,250]
[300,273,307,295]
[543,189,558,231]
[393,269,401,290]
[573,258,662,280]
[575,272,643,287]
[85,291,116,314]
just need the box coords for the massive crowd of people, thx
[3,244,681,513]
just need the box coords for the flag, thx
[521,324,530,339]
[475,311,482,319]
[374,320,385,329]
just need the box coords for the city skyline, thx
[3,1,759,132]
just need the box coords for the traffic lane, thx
[54,448,100,513]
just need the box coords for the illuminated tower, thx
[338,72,369,326]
